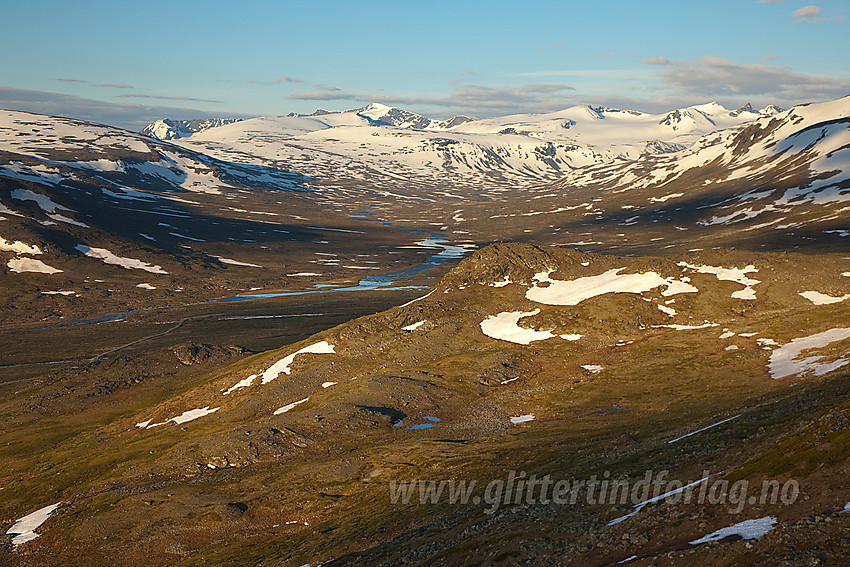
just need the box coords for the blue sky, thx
[1,0,848,129]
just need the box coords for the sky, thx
[1,0,848,130]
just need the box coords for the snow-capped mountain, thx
[0,109,375,319]
[144,101,780,197]
[141,117,243,140]
[356,103,474,129]
[550,96,849,228]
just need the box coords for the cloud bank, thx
[0,86,252,131]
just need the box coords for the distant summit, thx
[141,118,242,140]
[357,103,473,130]
[729,103,784,117]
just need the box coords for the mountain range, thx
[1,94,849,566]
[142,101,784,197]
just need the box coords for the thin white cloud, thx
[793,5,819,16]
[248,75,302,85]
[596,51,626,58]
[759,0,782,3]
[97,83,134,89]
[515,68,655,79]
[643,56,673,66]
[759,54,782,61]
[536,43,566,52]
[57,78,88,84]
[793,4,824,22]
[115,93,223,103]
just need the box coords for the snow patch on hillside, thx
[526,268,696,306]
[768,328,850,379]
[679,262,760,299]
[0,236,42,255]
[800,291,850,305]
[480,309,556,344]
[261,341,336,384]
[75,245,167,274]
[6,503,62,548]
[7,257,62,274]
[690,516,776,545]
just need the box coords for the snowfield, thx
[6,503,62,548]
[768,328,850,379]
[75,245,167,274]
[7,257,62,274]
[526,268,697,306]
[690,516,777,545]
[261,341,336,384]
[480,309,556,344]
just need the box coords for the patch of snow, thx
[7,257,62,274]
[800,291,850,305]
[170,232,205,242]
[142,407,219,429]
[169,406,220,425]
[560,333,583,340]
[609,476,710,526]
[678,262,760,300]
[658,304,678,316]
[661,279,699,296]
[261,341,335,384]
[732,287,757,300]
[757,338,779,347]
[0,202,24,217]
[287,272,321,276]
[667,415,740,443]
[41,290,77,296]
[214,256,263,268]
[649,192,684,203]
[510,414,535,424]
[0,237,42,255]
[400,289,435,307]
[321,381,336,388]
[136,283,156,290]
[500,377,519,385]
[223,374,257,395]
[46,213,88,228]
[480,309,556,344]
[274,397,309,415]
[75,245,167,274]
[6,503,62,548]
[690,516,777,545]
[739,332,759,337]
[768,328,850,379]
[582,365,604,373]
[491,276,512,287]
[719,330,736,339]
[402,321,426,331]
[725,345,740,351]
[654,323,719,330]
[10,189,70,213]
[527,268,696,306]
